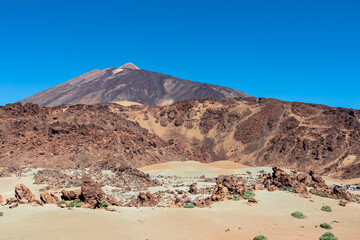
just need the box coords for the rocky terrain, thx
[1,97,359,179]
[19,63,249,107]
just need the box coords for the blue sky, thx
[0,0,359,108]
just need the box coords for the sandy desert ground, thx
[1,161,360,240]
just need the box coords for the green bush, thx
[39,188,45,192]
[253,235,267,240]
[319,232,338,240]
[321,206,332,212]
[183,203,195,208]
[64,183,71,188]
[320,223,332,229]
[66,199,81,208]
[57,199,66,205]
[244,190,255,199]
[101,200,109,207]
[283,186,296,192]
[233,195,240,201]
[319,192,329,198]
[291,211,306,219]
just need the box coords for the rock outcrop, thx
[80,175,104,208]
[40,192,59,204]
[15,184,36,203]
[61,190,81,201]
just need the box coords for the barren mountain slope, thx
[120,97,360,179]
[1,97,360,178]
[19,63,249,107]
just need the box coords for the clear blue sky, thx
[0,0,359,109]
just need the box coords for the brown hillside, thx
[1,97,360,179]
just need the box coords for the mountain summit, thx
[19,63,250,107]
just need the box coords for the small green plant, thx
[39,188,45,192]
[291,211,306,219]
[283,186,296,192]
[253,235,267,240]
[233,195,240,201]
[321,205,332,212]
[319,192,329,198]
[64,183,71,188]
[101,200,109,207]
[319,232,338,240]
[57,199,66,205]
[66,199,81,208]
[183,203,195,208]
[320,223,332,230]
[244,190,255,199]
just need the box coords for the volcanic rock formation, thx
[19,63,249,107]
[1,96,360,179]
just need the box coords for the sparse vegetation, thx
[253,235,267,240]
[66,199,81,208]
[64,183,71,188]
[320,223,332,229]
[319,192,329,198]
[319,232,338,240]
[39,188,45,192]
[101,201,109,207]
[244,190,255,199]
[183,203,195,208]
[291,211,306,219]
[233,195,240,201]
[282,186,296,192]
[57,199,66,205]
[321,206,332,212]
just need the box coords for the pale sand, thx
[138,160,251,178]
[112,101,143,106]
[1,191,359,240]
[0,176,47,200]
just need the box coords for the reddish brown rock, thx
[299,192,312,199]
[333,186,351,201]
[295,183,307,193]
[34,199,44,206]
[0,212,3,217]
[339,200,348,207]
[61,190,81,201]
[247,198,258,205]
[0,194,3,204]
[15,184,36,203]
[194,197,212,208]
[106,195,120,207]
[267,185,277,192]
[80,175,104,208]
[133,191,159,207]
[40,192,59,204]
[212,175,245,201]
[189,183,198,194]
[254,184,264,190]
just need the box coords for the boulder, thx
[189,183,198,194]
[80,175,104,208]
[299,192,312,199]
[0,194,3,204]
[134,191,158,207]
[339,200,348,207]
[295,183,307,193]
[333,186,351,201]
[254,184,264,190]
[15,184,36,203]
[106,195,121,207]
[40,192,59,204]
[61,190,81,201]
[267,185,277,192]
[0,212,3,217]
